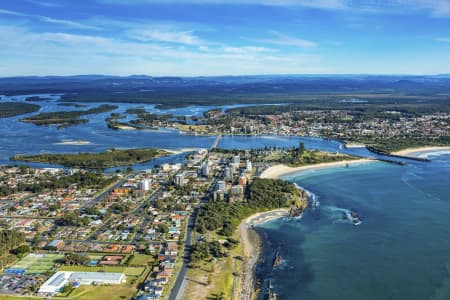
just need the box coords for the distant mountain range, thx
[1,75,450,108]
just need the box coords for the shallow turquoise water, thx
[256,153,450,300]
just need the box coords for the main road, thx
[168,173,219,300]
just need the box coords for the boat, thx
[343,210,362,225]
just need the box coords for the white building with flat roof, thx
[39,271,125,295]
[140,179,151,191]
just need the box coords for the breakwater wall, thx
[366,146,431,162]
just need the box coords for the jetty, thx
[366,146,431,162]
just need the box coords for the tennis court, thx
[10,253,64,274]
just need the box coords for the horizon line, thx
[1,73,450,79]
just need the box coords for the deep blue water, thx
[256,152,450,300]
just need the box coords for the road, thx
[168,206,197,300]
[82,178,126,209]
[168,172,218,300]
[131,187,164,244]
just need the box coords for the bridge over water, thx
[210,134,222,150]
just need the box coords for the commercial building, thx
[232,155,240,170]
[224,166,233,180]
[246,160,252,173]
[174,174,184,187]
[140,179,152,191]
[39,271,125,295]
[216,180,226,192]
[201,161,211,177]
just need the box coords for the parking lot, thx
[0,274,44,295]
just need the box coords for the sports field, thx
[10,253,63,274]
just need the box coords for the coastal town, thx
[0,145,314,300]
[1,102,449,300]
[106,106,450,153]
[2,0,450,297]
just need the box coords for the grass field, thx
[58,265,146,277]
[0,296,36,300]
[66,264,152,300]
[10,253,63,274]
[183,231,242,300]
[127,254,154,266]
[63,284,138,300]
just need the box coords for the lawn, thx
[10,253,63,274]
[67,264,152,300]
[128,254,154,266]
[0,296,36,300]
[67,284,139,300]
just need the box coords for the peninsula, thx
[11,148,169,169]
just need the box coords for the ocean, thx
[256,152,450,300]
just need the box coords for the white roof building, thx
[39,271,125,295]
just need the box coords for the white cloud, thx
[127,28,203,45]
[223,46,274,53]
[0,24,323,76]
[98,0,450,17]
[26,0,61,7]
[413,0,450,17]
[38,16,101,30]
[247,31,317,48]
[98,0,347,9]
[436,37,450,42]
[0,9,26,16]
[0,8,100,30]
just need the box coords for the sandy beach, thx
[161,148,199,155]
[54,140,91,145]
[392,146,450,157]
[114,124,137,130]
[260,159,374,179]
[344,143,367,148]
[237,209,289,300]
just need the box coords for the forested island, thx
[10,148,169,169]
[20,104,117,128]
[106,108,176,130]
[0,102,40,118]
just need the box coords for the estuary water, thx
[256,152,450,300]
[0,94,375,169]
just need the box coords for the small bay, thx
[256,153,450,300]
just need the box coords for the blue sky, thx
[0,0,450,76]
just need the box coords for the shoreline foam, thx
[237,209,289,300]
[260,159,373,179]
